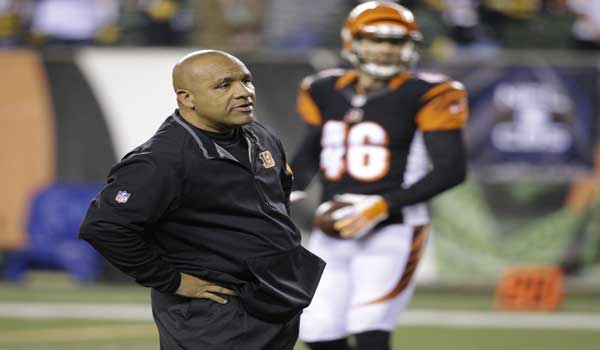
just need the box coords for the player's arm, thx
[385,80,468,208]
[78,153,183,293]
[385,129,467,207]
[290,125,322,193]
[334,81,468,237]
[289,76,324,196]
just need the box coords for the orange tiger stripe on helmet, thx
[341,1,422,52]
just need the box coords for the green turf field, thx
[0,282,599,350]
[1,319,598,350]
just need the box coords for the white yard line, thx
[1,302,600,330]
[398,310,600,330]
[0,324,157,344]
[0,303,153,321]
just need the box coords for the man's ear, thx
[176,89,194,109]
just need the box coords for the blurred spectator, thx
[426,0,574,58]
[568,0,600,49]
[262,0,351,51]
[136,0,193,46]
[442,0,488,45]
[481,0,544,44]
[0,0,27,46]
[198,0,261,50]
[428,0,500,60]
[30,0,120,46]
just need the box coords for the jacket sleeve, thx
[383,129,467,210]
[381,79,469,210]
[79,152,181,293]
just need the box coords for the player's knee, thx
[355,330,390,350]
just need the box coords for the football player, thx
[290,2,468,350]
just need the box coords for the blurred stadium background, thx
[1,0,600,349]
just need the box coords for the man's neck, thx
[178,109,231,134]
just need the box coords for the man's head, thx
[173,50,256,133]
[341,1,422,79]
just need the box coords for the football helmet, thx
[341,1,422,78]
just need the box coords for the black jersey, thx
[291,69,468,224]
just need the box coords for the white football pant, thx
[300,224,428,342]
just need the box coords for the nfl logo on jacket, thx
[115,190,130,204]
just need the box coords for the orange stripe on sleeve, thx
[389,72,412,90]
[420,81,456,102]
[417,83,468,131]
[334,70,359,90]
[296,84,322,126]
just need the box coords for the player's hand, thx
[175,272,239,304]
[331,194,389,239]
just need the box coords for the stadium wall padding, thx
[75,48,186,158]
[73,48,316,157]
[43,52,116,182]
[0,50,55,249]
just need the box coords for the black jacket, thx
[80,111,324,321]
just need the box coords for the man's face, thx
[354,35,417,77]
[189,56,256,132]
[357,37,413,66]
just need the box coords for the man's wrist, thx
[164,271,182,294]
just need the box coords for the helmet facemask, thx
[340,1,422,79]
[346,31,419,79]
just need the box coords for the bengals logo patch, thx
[259,150,276,168]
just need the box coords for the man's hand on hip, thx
[175,272,239,304]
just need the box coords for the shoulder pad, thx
[415,71,451,84]
[301,68,348,89]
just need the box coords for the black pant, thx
[151,289,300,350]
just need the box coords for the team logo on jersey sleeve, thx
[115,190,131,204]
[259,150,276,168]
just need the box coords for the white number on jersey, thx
[320,120,390,182]
[320,121,347,180]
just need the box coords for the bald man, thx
[80,50,325,350]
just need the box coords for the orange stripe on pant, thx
[362,225,428,305]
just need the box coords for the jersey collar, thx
[334,69,412,92]
[171,110,263,163]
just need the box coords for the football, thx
[313,200,353,238]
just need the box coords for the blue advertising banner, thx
[420,63,600,284]
[463,65,597,182]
